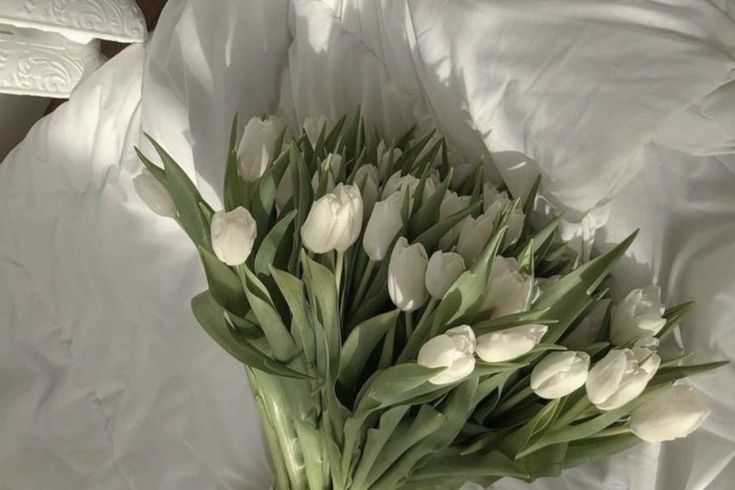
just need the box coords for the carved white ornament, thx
[0,24,104,97]
[0,0,146,44]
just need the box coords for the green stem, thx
[553,395,592,429]
[335,251,345,293]
[594,425,632,438]
[351,260,376,308]
[405,311,415,338]
[494,386,534,415]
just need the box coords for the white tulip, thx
[311,153,343,193]
[303,115,330,145]
[237,116,287,182]
[377,140,403,180]
[585,348,660,410]
[354,164,380,219]
[438,191,471,249]
[211,207,258,266]
[483,183,524,247]
[425,251,465,299]
[382,171,435,204]
[456,212,495,265]
[530,351,591,399]
[629,386,710,442]
[480,256,535,317]
[362,190,404,261]
[301,184,363,254]
[476,324,548,363]
[610,286,666,346]
[447,151,475,189]
[417,325,476,385]
[133,169,176,218]
[388,237,429,312]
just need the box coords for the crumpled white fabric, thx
[1,0,734,488]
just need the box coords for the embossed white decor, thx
[0,24,104,97]
[0,0,146,44]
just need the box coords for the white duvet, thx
[1,1,734,488]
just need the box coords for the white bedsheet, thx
[1,1,733,488]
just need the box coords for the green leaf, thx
[471,309,557,335]
[349,405,410,490]
[254,210,296,275]
[339,309,401,391]
[270,267,316,368]
[355,363,443,412]
[198,247,247,317]
[250,147,292,236]
[562,433,641,468]
[191,291,310,379]
[650,360,728,386]
[503,398,562,455]
[134,146,166,185]
[414,201,481,251]
[656,301,695,340]
[146,135,212,250]
[406,448,526,488]
[290,147,313,272]
[301,252,341,381]
[407,170,451,239]
[239,265,299,362]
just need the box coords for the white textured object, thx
[0,24,104,97]
[0,0,146,44]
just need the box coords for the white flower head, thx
[530,351,591,399]
[418,325,476,385]
[211,207,258,266]
[585,348,660,410]
[610,286,666,346]
[301,184,363,253]
[388,237,429,312]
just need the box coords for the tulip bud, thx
[211,207,258,266]
[301,184,363,254]
[480,256,535,317]
[311,153,343,193]
[425,251,465,299]
[530,351,590,399]
[610,286,666,346]
[483,184,524,247]
[585,348,660,410]
[303,115,330,145]
[456,212,495,265]
[417,325,476,385]
[363,190,404,261]
[381,170,436,205]
[377,140,403,179]
[476,324,548,363]
[438,191,471,249]
[388,237,429,312]
[629,386,710,442]
[133,169,176,218]
[237,116,287,182]
[354,164,380,219]
[447,151,475,189]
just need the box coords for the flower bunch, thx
[135,112,724,490]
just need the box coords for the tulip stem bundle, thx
[135,111,726,490]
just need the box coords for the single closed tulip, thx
[610,286,666,346]
[388,237,429,312]
[585,348,660,411]
[480,256,535,317]
[363,190,404,261]
[629,386,710,442]
[303,115,330,145]
[377,140,403,179]
[483,183,524,247]
[530,351,591,399]
[456,212,495,265]
[301,184,363,253]
[237,115,287,182]
[425,251,465,299]
[311,153,343,193]
[211,207,258,266]
[133,169,176,218]
[381,170,436,204]
[417,325,476,385]
[354,164,380,219]
[438,191,471,249]
[476,324,548,363]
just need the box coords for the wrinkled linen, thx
[1,0,734,488]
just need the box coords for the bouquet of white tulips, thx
[134,111,725,490]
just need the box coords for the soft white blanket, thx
[1,1,734,488]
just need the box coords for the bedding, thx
[1,0,734,488]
